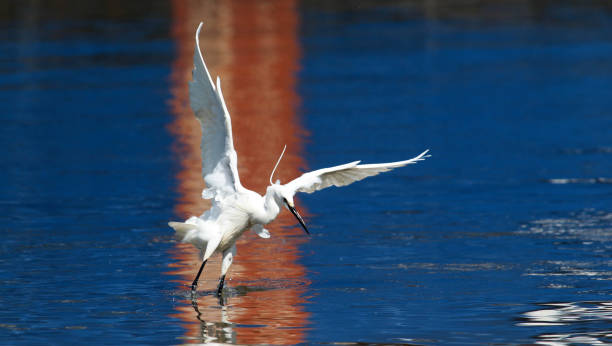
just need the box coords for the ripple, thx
[518,301,612,345]
[518,209,612,242]
[547,177,612,184]
[560,146,612,155]
[534,331,612,345]
[524,260,612,280]
[519,301,612,325]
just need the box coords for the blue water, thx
[2,2,612,345]
[298,6,612,344]
[1,11,181,343]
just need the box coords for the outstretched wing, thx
[189,22,242,199]
[285,150,430,194]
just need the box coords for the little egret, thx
[169,22,430,295]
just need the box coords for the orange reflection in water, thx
[166,0,309,344]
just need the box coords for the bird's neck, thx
[261,188,282,224]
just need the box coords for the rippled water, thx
[1,1,611,345]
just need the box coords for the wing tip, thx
[369,149,431,167]
[192,21,217,93]
[195,22,203,47]
[406,149,431,163]
[193,22,204,71]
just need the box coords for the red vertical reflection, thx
[167,1,309,344]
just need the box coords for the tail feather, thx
[168,221,197,241]
[168,219,223,261]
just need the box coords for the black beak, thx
[284,199,310,235]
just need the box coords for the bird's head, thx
[267,182,293,205]
[265,182,290,209]
[267,182,309,236]
[266,145,310,235]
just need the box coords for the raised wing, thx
[285,150,430,194]
[189,22,242,200]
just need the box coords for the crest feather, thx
[269,145,287,185]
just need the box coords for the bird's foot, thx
[215,274,226,297]
[215,283,224,297]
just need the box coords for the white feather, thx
[169,23,430,293]
[189,22,243,200]
[285,150,430,194]
[252,224,271,239]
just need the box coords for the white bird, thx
[169,22,430,296]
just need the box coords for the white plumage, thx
[169,22,430,295]
[286,151,430,194]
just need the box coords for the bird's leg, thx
[192,259,207,293]
[216,274,226,296]
[217,245,236,296]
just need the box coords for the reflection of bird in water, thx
[169,22,430,296]
[191,294,234,343]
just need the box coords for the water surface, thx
[1,1,611,344]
